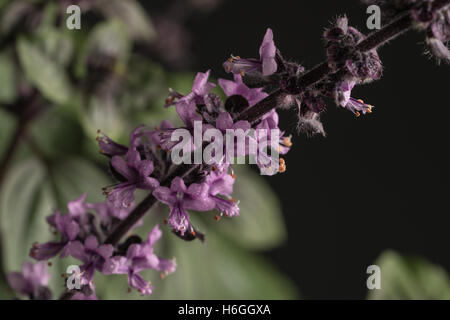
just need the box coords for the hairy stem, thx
[61,0,449,299]
[239,0,450,124]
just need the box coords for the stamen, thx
[279,158,286,173]
[160,273,165,280]
[283,137,293,147]
[214,215,220,221]
[240,70,245,76]
[355,111,361,117]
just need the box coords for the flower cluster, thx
[28,193,175,297]
[6,0,449,299]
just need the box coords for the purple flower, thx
[7,261,52,299]
[153,177,215,235]
[205,165,239,217]
[30,210,79,261]
[67,236,114,285]
[256,109,292,155]
[259,28,278,76]
[164,88,184,108]
[218,74,268,107]
[106,127,160,209]
[88,201,131,225]
[96,131,128,157]
[334,80,373,116]
[104,225,176,295]
[174,70,216,127]
[223,28,278,76]
[215,112,251,132]
[67,193,88,217]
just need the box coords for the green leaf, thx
[367,250,450,300]
[212,166,287,250]
[95,0,155,43]
[0,159,46,272]
[0,53,17,103]
[17,37,72,105]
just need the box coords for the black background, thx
[145,0,449,299]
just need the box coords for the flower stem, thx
[238,0,450,124]
[90,0,450,281]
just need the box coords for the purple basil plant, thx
[6,0,450,300]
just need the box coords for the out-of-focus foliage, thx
[0,0,296,299]
[368,251,450,300]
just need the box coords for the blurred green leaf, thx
[30,108,84,159]
[0,159,46,272]
[81,97,125,142]
[0,53,17,103]
[368,250,450,300]
[95,0,155,43]
[17,37,72,105]
[211,166,287,250]
[38,28,74,67]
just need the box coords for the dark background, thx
[145,1,449,299]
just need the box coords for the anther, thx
[283,137,292,147]
[279,158,286,173]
